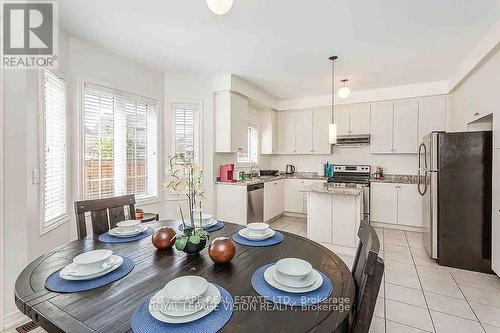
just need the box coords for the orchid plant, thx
[164,154,209,252]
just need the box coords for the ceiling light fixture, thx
[338,79,351,99]
[206,0,234,15]
[329,56,338,145]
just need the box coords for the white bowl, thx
[246,223,269,235]
[117,219,141,232]
[275,258,313,282]
[193,214,212,226]
[73,249,113,270]
[162,276,209,303]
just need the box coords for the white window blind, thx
[237,126,258,164]
[42,70,68,226]
[173,103,200,163]
[83,83,158,201]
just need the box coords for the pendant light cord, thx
[329,56,337,123]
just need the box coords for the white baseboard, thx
[4,309,29,330]
[282,212,306,219]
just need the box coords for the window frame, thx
[170,98,203,165]
[39,69,69,235]
[80,82,160,205]
[237,124,259,167]
[168,98,203,201]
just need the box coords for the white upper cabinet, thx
[370,101,394,153]
[335,106,350,136]
[349,103,371,135]
[261,109,278,154]
[278,111,296,154]
[295,110,314,154]
[312,107,331,154]
[418,96,446,143]
[214,91,249,153]
[393,99,419,153]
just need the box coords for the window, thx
[83,83,158,201]
[172,102,200,163]
[42,70,68,229]
[237,125,258,164]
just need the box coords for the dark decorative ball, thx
[208,237,235,264]
[152,227,176,250]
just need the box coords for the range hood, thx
[336,134,370,147]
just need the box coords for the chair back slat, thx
[109,206,126,229]
[74,194,136,239]
[349,221,384,333]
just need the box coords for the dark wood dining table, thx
[15,220,356,333]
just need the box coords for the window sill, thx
[40,215,69,236]
[136,197,162,207]
[235,162,260,168]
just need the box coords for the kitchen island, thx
[302,183,364,255]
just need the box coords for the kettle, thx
[285,165,295,174]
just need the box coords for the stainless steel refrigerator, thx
[418,131,492,273]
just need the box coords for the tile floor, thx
[3,216,500,333]
[270,216,500,333]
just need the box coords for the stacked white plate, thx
[108,220,147,238]
[264,258,323,293]
[193,214,218,229]
[59,249,123,281]
[148,276,221,324]
[239,223,275,241]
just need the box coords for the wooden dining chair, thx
[74,194,136,239]
[348,221,385,333]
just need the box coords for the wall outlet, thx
[32,169,40,184]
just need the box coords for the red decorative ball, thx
[208,237,235,264]
[152,227,176,250]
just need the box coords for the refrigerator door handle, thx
[417,143,428,196]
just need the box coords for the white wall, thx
[267,148,417,175]
[449,46,500,131]
[68,37,166,237]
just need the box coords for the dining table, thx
[15,220,356,333]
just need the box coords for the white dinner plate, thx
[108,225,147,237]
[264,264,323,293]
[149,283,221,323]
[202,219,218,228]
[60,255,123,281]
[272,270,316,288]
[238,228,275,241]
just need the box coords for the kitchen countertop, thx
[301,183,362,196]
[370,174,419,184]
[215,172,327,186]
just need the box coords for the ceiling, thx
[59,0,500,99]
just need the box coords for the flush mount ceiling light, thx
[329,56,338,145]
[206,0,234,15]
[338,79,351,99]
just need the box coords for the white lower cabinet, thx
[371,182,423,227]
[216,185,247,225]
[263,180,284,222]
[284,179,325,214]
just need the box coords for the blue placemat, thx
[131,284,233,333]
[178,221,224,233]
[232,231,284,247]
[251,263,333,306]
[45,257,135,293]
[98,227,154,243]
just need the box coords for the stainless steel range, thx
[327,165,371,217]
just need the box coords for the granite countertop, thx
[301,183,362,196]
[215,172,328,186]
[370,174,419,184]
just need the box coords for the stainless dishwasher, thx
[247,183,264,223]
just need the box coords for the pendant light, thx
[206,0,234,15]
[328,56,338,145]
[338,79,351,99]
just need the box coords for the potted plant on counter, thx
[164,154,208,255]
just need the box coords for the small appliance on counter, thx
[285,165,295,174]
[373,166,384,180]
[260,170,279,176]
[324,162,334,178]
[218,164,236,182]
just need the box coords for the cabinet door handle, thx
[238,148,243,151]
[474,112,480,116]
